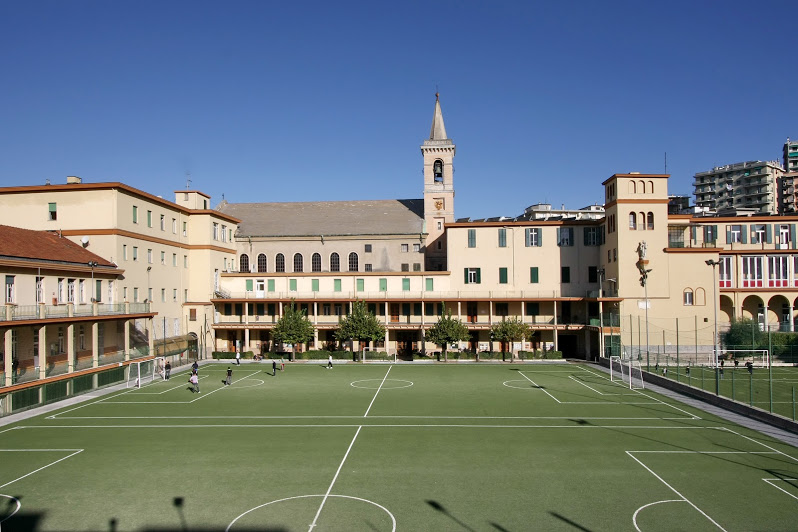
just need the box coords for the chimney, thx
[66,176,82,184]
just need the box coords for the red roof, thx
[0,225,116,267]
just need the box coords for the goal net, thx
[609,356,645,390]
[126,358,163,388]
[713,349,769,368]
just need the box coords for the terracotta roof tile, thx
[0,225,116,267]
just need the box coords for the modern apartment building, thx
[784,138,798,173]
[693,160,784,214]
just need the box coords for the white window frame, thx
[741,255,763,288]
[768,255,789,287]
[718,256,732,288]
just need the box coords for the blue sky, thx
[1,1,795,220]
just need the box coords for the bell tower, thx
[422,93,455,271]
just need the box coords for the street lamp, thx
[639,267,652,370]
[597,268,605,361]
[705,259,720,395]
[88,261,99,302]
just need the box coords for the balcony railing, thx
[212,288,596,301]
[3,302,152,322]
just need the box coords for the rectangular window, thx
[401,243,409,253]
[379,278,387,291]
[499,267,508,284]
[172,253,177,266]
[184,255,188,268]
[311,279,319,292]
[123,245,128,260]
[35,276,43,303]
[365,264,372,272]
[160,251,165,265]
[413,243,421,252]
[751,224,767,244]
[160,214,165,231]
[67,279,75,303]
[365,244,372,253]
[413,303,422,316]
[172,218,177,233]
[147,210,152,227]
[267,279,275,292]
[182,221,187,236]
[48,202,57,221]
[402,278,410,291]
[289,279,297,291]
[401,263,409,272]
[498,228,507,247]
[148,288,153,302]
[221,225,227,242]
[525,228,542,247]
[425,278,434,291]
[465,268,481,284]
[95,280,102,302]
[683,291,694,305]
[356,278,364,291]
[184,289,188,303]
[768,255,789,287]
[79,279,85,303]
[161,288,166,302]
[5,275,14,303]
[467,229,476,248]
[741,256,763,288]
[719,256,733,288]
[668,227,685,248]
[496,303,508,316]
[413,263,421,272]
[588,266,598,283]
[557,227,574,247]
[133,287,139,302]
[173,289,177,302]
[526,302,540,315]
[147,249,153,264]
[334,279,342,292]
[57,278,64,302]
[213,223,219,240]
[561,266,571,283]
[704,225,717,244]
[728,225,743,243]
[530,267,539,283]
[583,226,602,246]
[132,206,138,224]
[425,302,435,316]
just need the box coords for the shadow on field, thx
[549,511,593,531]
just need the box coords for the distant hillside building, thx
[693,160,784,214]
[784,138,798,173]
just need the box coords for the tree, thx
[490,317,531,360]
[271,300,315,355]
[425,306,470,362]
[721,318,764,350]
[334,300,386,360]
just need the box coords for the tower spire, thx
[429,93,448,141]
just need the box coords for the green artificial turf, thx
[0,362,796,531]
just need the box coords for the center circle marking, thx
[351,379,414,389]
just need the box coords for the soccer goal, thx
[126,357,164,388]
[714,349,769,368]
[609,356,645,390]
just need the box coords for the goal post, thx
[126,358,162,388]
[713,349,769,368]
[609,355,645,390]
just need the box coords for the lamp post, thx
[705,259,720,395]
[597,268,605,360]
[640,268,652,370]
[88,261,98,302]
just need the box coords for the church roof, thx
[217,199,425,238]
[428,93,448,141]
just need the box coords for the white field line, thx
[580,366,701,420]
[8,424,720,430]
[568,375,637,396]
[42,414,699,420]
[188,371,261,403]
[0,449,83,490]
[308,426,362,531]
[517,372,560,403]
[719,428,798,463]
[762,479,798,501]
[46,386,139,419]
[363,366,393,417]
[626,451,727,532]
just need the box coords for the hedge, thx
[212,351,254,360]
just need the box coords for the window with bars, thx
[330,253,340,272]
[276,254,285,272]
[312,253,321,272]
[348,252,358,272]
[294,253,303,273]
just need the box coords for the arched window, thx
[312,253,321,272]
[648,181,654,194]
[348,252,358,272]
[275,253,285,273]
[639,212,646,230]
[647,212,654,230]
[695,288,706,306]
[639,180,646,193]
[683,288,694,306]
[293,253,303,272]
[257,254,267,272]
[330,253,340,272]
[629,181,636,194]
[629,212,637,230]
[433,159,443,182]
[239,254,250,273]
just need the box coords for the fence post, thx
[676,317,680,382]
[749,372,753,406]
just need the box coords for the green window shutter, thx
[537,228,542,247]
[425,278,434,291]
[245,279,253,291]
[556,227,561,246]
[311,279,319,292]
[267,279,275,292]
[464,268,469,283]
[356,278,364,291]
[766,224,772,244]
[402,278,410,291]
[498,228,506,247]
[414,303,422,316]
[726,226,731,244]
[690,226,697,242]
[48,202,57,212]
[379,278,387,291]
[583,227,589,246]
[132,206,137,223]
[475,268,481,284]
[95,280,102,301]
[525,228,531,247]
[468,229,476,248]
[334,279,342,292]
[289,279,297,291]
[600,225,605,245]
[792,224,797,249]
[530,267,539,283]
[567,227,574,246]
[741,225,748,244]
[561,267,570,283]
[499,267,508,284]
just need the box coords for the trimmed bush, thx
[212,351,254,360]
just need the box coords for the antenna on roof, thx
[664,152,667,174]
[185,172,192,189]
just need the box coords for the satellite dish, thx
[81,236,89,247]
